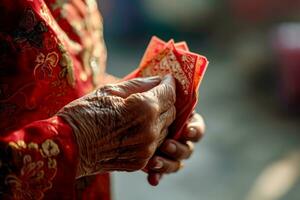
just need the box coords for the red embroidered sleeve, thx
[0,116,78,200]
[0,1,82,199]
[0,0,112,199]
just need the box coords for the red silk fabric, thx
[0,0,110,199]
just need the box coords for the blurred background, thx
[99,0,300,200]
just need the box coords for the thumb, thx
[110,76,161,98]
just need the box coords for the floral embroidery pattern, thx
[140,47,191,95]
[13,8,48,50]
[0,140,60,200]
[41,139,60,157]
[181,54,197,80]
[34,52,59,80]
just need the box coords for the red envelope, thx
[124,36,208,140]
[175,41,189,51]
[139,36,167,67]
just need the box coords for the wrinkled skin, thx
[57,75,176,178]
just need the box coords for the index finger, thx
[100,76,162,98]
[143,74,176,113]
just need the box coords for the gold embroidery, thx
[40,2,82,55]
[58,44,75,87]
[34,51,59,80]
[5,140,60,200]
[47,0,106,86]
[181,54,197,81]
[141,47,191,95]
[41,139,60,157]
[40,4,53,27]
[28,142,39,150]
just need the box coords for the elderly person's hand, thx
[146,112,205,186]
[57,75,176,178]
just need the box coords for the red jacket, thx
[0,0,111,199]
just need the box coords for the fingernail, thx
[187,127,197,138]
[166,142,176,154]
[153,159,163,169]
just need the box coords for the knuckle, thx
[129,93,146,104]
[125,93,142,109]
[138,142,157,160]
[128,94,159,115]
[162,84,176,103]
[155,84,176,110]
[97,85,114,95]
[101,85,114,92]
[139,151,151,160]
[148,103,160,118]
[126,93,150,113]
[133,160,148,170]
[128,94,160,120]
[141,100,159,119]
[142,144,156,159]
[143,128,159,145]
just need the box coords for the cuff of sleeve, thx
[44,116,79,198]
[0,116,79,199]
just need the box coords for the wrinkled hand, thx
[146,112,205,186]
[57,75,176,178]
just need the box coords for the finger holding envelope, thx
[146,112,205,186]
